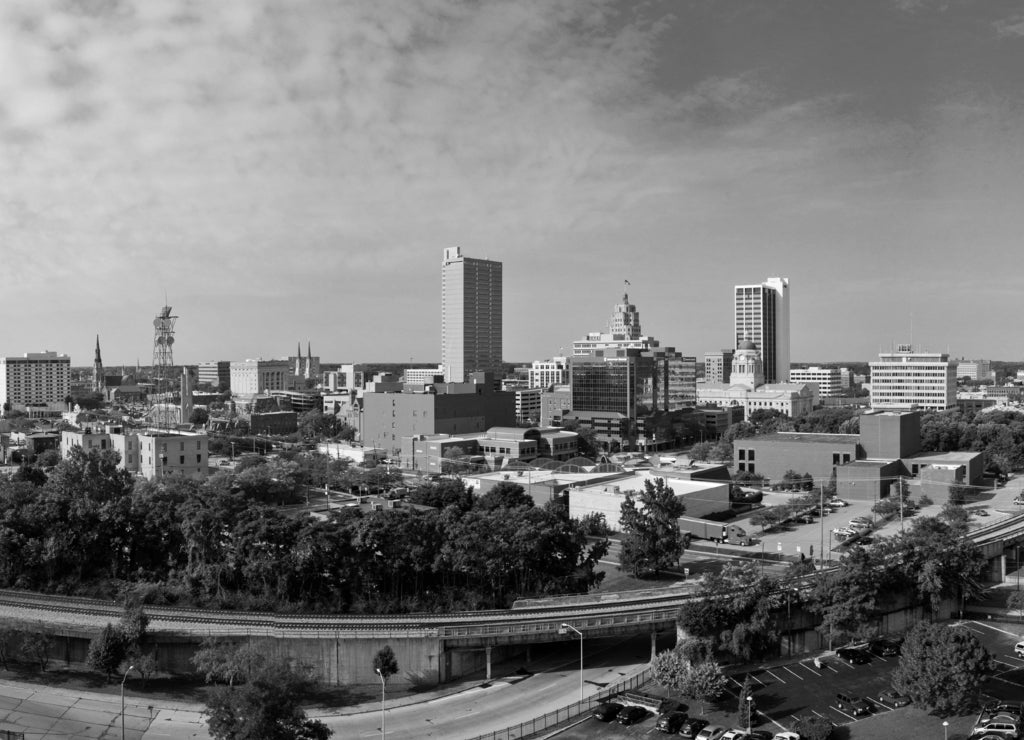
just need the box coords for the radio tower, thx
[152,303,178,397]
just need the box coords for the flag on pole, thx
[624,279,631,286]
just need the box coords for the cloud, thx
[994,13,1024,37]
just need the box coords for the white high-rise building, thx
[0,351,71,417]
[869,345,956,411]
[734,277,790,383]
[528,357,569,389]
[441,247,503,383]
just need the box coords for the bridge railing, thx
[464,667,653,740]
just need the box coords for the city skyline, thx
[4,1,1024,366]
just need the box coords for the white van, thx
[1014,640,1024,658]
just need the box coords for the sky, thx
[3,0,1024,368]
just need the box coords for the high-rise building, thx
[869,345,956,411]
[0,351,72,417]
[441,247,503,383]
[734,277,790,383]
[790,366,842,397]
[528,357,569,389]
[955,359,993,382]
[703,349,734,384]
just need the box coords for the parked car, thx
[832,527,856,537]
[616,705,647,725]
[592,702,623,722]
[722,730,750,740]
[981,701,1024,719]
[771,733,801,740]
[971,717,1019,738]
[837,648,871,665]
[655,710,688,733]
[1013,496,1024,506]
[828,498,849,507]
[695,725,728,740]
[680,718,710,739]
[849,517,871,527]
[748,732,775,740]
[1015,641,1024,658]
[870,638,902,657]
[835,692,872,716]
[878,689,911,707]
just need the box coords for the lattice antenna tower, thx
[152,303,178,395]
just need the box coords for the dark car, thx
[835,692,872,717]
[656,710,688,733]
[836,647,870,664]
[617,705,647,725]
[592,702,624,722]
[878,689,911,707]
[680,717,710,739]
[870,638,902,657]
[747,732,774,740]
[658,699,687,715]
[982,701,1024,719]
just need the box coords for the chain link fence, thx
[465,667,653,740]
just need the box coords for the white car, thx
[828,498,849,507]
[696,725,728,740]
[1015,640,1024,658]
[721,730,749,740]
[772,733,801,740]
[832,527,856,536]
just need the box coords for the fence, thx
[1,731,25,740]
[465,667,653,740]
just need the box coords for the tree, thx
[948,481,972,506]
[791,714,834,740]
[681,660,728,714]
[651,646,692,695]
[441,446,471,475]
[204,655,332,740]
[407,479,474,512]
[373,645,398,683]
[688,442,714,462]
[478,481,533,510]
[0,624,20,670]
[892,621,994,714]
[619,478,686,577]
[189,407,210,426]
[87,623,127,682]
[193,639,267,687]
[20,629,51,672]
[736,675,754,726]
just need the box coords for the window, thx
[739,449,746,461]
[748,450,755,462]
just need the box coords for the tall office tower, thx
[734,277,790,383]
[441,247,503,383]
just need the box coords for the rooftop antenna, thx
[910,313,914,351]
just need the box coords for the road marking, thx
[831,707,859,721]
[749,673,766,686]
[765,669,787,684]
[782,666,803,680]
[799,662,821,676]
[967,620,1023,639]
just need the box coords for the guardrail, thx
[464,667,653,740]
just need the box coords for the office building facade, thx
[734,277,790,383]
[790,366,842,398]
[703,349,734,384]
[441,247,502,383]
[1,351,71,417]
[869,345,956,411]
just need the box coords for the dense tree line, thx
[0,449,607,613]
[919,408,1024,474]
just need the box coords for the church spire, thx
[93,335,104,392]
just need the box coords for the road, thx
[0,636,654,740]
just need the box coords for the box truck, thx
[678,516,754,546]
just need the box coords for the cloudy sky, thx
[3,0,1023,368]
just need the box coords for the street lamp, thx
[375,667,386,740]
[559,623,584,703]
[121,664,135,740]
[746,695,753,734]
[942,720,949,740]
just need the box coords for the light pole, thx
[559,623,584,703]
[121,664,134,740]
[746,695,753,734]
[375,667,386,740]
[942,720,949,740]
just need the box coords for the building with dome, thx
[696,338,814,420]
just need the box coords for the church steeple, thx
[93,335,104,392]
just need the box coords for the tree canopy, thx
[892,622,994,714]
[619,478,686,577]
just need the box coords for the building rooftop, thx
[756,432,859,444]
